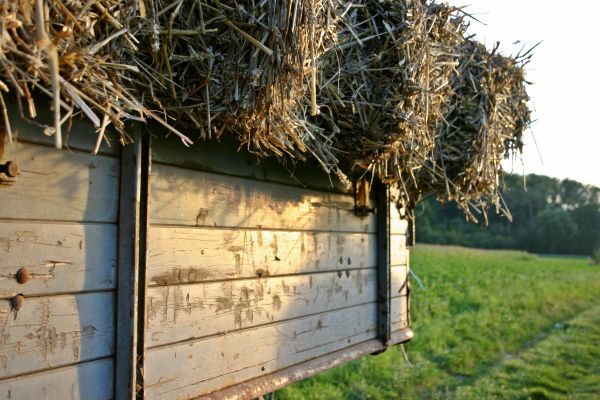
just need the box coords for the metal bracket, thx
[375,180,391,348]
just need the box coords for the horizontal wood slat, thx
[0,143,119,223]
[391,265,409,298]
[391,235,409,266]
[390,202,408,235]
[0,358,114,400]
[146,268,377,347]
[0,222,116,298]
[0,291,115,378]
[151,134,348,193]
[147,227,376,285]
[145,302,377,399]
[7,100,120,157]
[150,164,375,232]
[391,296,409,332]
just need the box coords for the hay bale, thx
[314,0,466,191]
[416,39,532,222]
[123,0,339,160]
[0,0,171,149]
[0,0,338,158]
[0,0,533,220]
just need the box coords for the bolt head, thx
[16,268,30,284]
[5,161,19,177]
[11,294,24,311]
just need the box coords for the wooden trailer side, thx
[141,135,411,399]
[0,121,411,399]
[0,114,120,399]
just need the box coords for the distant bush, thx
[592,248,600,265]
[414,173,600,256]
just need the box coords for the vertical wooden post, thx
[375,180,391,348]
[115,126,150,399]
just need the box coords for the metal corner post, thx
[375,180,391,348]
[115,126,150,399]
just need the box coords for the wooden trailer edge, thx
[196,329,413,400]
[0,116,413,399]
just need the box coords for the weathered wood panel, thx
[197,338,391,400]
[0,222,116,298]
[390,214,408,236]
[152,134,348,194]
[6,99,120,157]
[147,227,376,285]
[390,327,413,346]
[391,265,409,298]
[146,269,377,347]
[389,201,409,236]
[0,143,119,222]
[0,358,113,400]
[0,292,115,378]
[391,234,409,267]
[391,296,409,332]
[150,163,375,232]
[145,302,377,399]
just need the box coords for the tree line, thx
[415,174,600,255]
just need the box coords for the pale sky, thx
[446,0,600,187]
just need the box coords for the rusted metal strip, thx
[136,130,151,399]
[375,180,392,348]
[195,331,413,400]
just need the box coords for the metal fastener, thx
[11,294,24,312]
[16,267,30,284]
[0,161,19,177]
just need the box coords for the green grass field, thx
[279,245,600,400]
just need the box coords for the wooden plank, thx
[198,329,413,399]
[389,202,408,235]
[6,99,120,157]
[147,227,376,285]
[151,133,349,194]
[150,163,375,232]
[0,292,115,378]
[115,132,144,400]
[0,221,116,298]
[390,234,408,266]
[0,358,114,400]
[390,211,408,235]
[0,142,119,223]
[391,295,409,332]
[391,265,409,298]
[145,302,377,399]
[146,269,377,347]
[197,338,386,400]
[375,181,391,346]
[389,327,413,346]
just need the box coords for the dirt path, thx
[452,303,600,399]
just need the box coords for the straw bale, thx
[0,0,162,148]
[0,0,533,222]
[121,0,339,161]
[0,0,339,158]
[314,0,467,192]
[415,39,532,222]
